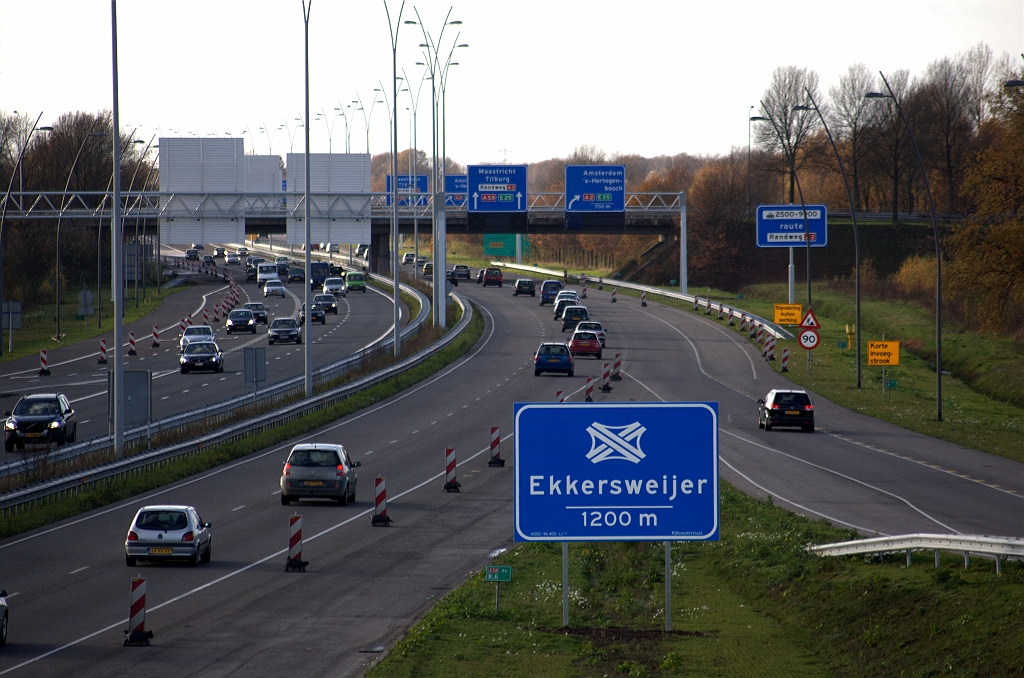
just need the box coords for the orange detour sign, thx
[867,341,900,366]
[773,304,802,325]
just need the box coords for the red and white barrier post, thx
[371,476,392,526]
[765,335,776,361]
[128,331,137,356]
[98,338,108,364]
[38,349,50,376]
[717,304,724,320]
[610,352,622,381]
[601,361,612,393]
[740,315,748,331]
[187,313,193,327]
[704,300,713,315]
[580,275,587,299]
[285,514,306,571]
[179,318,186,334]
[555,389,565,403]
[611,287,617,303]
[780,348,790,372]
[123,576,153,646]
[727,308,736,325]
[585,376,594,402]
[692,296,699,311]
[151,325,160,348]
[488,426,504,467]
[640,290,647,307]
[443,447,460,492]
[598,277,604,290]
[203,308,209,325]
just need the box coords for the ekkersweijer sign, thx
[514,402,719,542]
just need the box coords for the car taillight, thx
[804,404,814,411]
[127,531,138,541]
[336,464,345,477]
[283,463,291,476]
[770,404,781,410]
[534,355,539,363]
[182,532,195,542]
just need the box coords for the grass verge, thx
[0,303,485,540]
[368,483,1024,678]
[0,283,185,364]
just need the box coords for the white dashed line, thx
[68,566,89,575]
[231,505,245,512]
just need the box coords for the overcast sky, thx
[2,0,1021,167]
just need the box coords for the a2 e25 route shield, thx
[514,402,719,542]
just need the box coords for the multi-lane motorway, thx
[0,267,1020,676]
[0,252,401,446]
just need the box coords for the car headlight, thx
[49,420,62,429]
[5,419,15,430]
[248,319,254,324]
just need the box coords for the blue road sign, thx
[756,204,828,247]
[514,402,719,542]
[446,175,468,207]
[565,165,625,212]
[385,175,429,206]
[468,165,527,212]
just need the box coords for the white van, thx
[257,263,280,288]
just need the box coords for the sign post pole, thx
[562,541,569,628]
[664,541,672,631]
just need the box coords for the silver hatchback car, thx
[280,444,360,505]
[125,505,212,567]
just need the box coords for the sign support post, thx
[664,541,672,631]
[562,541,569,628]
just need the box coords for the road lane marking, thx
[67,566,89,575]
[161,396,170,400]
[231,505,245,512]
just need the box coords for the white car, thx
[402,253,415,264]
[322,277,346,296]
[237,246,249,256]
[226,253,240,265]
[575,320,607,347]
[264,280,287,298]
[125,505,212,567]
[554,291,579,306]
[179,325,215,353]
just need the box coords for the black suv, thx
[758,389,814,432]
[269,318,302,345]
[5,393,77,451]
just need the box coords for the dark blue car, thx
[539,280,563,306]
[534,342,574,377]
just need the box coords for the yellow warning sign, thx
[773,304,803,325]
[867,341,900,366]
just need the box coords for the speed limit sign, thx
[798,328,820,350]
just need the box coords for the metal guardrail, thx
[0,266,429,482]
[492,262,794,340]
[0,292,470,515]
[810,533,1024,574]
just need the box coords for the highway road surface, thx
[0,270,1019,676]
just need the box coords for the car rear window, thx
[574,332,597,341]
[288,449,340,466]
[136,510,188,531]
[539,345,568,356]
[773,392,810,407]
[542,281,562,292]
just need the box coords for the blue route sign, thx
[445,174,468,207]
[514,402,719,542]
[385,175,429,206]
[756,204,828,247]
[565,165,625,212]
[468,165,527,213]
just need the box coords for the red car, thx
[482,267,503,287]
[568,330,602,360]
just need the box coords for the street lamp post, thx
[866,72,944,421]
[0,113,50,355]
[302,0,313,397]
[747,105,755,213]
[382,0,405,357]
[56,125,107,340]
[795,93,863,389]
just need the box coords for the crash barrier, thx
[488,426,504,467]
[0,288,467,516]
[285,514,307,572]
[123,577,153,646]
[372,476,392,526]
[809,534,1024,575]
[492,262,794,341]
[443,447,460,492]
[38,350,50,377]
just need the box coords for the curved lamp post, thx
[794,93,863,388]
[866,71,943,421]
[0,114,51,355]
[56,125,107,340]
[383,0,406,358]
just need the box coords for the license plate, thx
[548,358,560,362]
[786,410,800,415]
[149,547,173,555]
[25,433,42,438]
[304,481,323,487]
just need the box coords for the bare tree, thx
[864,70,916,220]
[755,66,821,203]
[962,42,995,128]
[920,56,972,213]
[828,63,875,209]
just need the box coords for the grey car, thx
[125,505,212,567]
[280,444,361,505]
